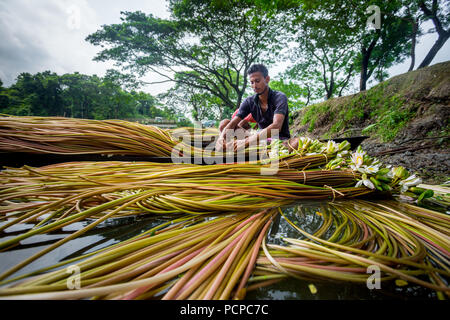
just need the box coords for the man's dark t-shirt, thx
[236,88,290,140]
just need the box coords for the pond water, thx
[0,199,447,300]
[246,201,443,300]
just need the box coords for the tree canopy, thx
[0,71,170,121]
[86,0,289,117]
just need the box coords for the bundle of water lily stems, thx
[0,200,448,300]
[0,161,369,252]
[0,115,197,157]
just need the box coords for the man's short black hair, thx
[247,64,269,78]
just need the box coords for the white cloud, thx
[0,0,172,94]
[0,0,108,83]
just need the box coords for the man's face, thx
[249,72,270,95]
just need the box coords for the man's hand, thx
[234,138,248,151]
[224,138,248,152]
[215,137,226,152]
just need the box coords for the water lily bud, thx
[326,140,337,154]
[393,166,409,180]
[363,178,375,189]
[370,177,383,191]
[417,189,434,202]
[380,182,391,191]
[375,174,391,183]
[377,168,390,176]
[338,140,351,151]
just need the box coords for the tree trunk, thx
[408,21,418,71]
[417,31,450,69]
[305,85,311,106]
[418,0,450,69]
[193,106,199,122]
[360,51,369,91]
[338,64,354,97]
[359,31,380,92]
[235,88,245,111]
[326,68,334,100]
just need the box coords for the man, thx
[216,64,298,152]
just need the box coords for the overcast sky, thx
[0,0,449,95]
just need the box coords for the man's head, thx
[247,64,270,96]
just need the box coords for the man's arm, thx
[233,113,284,151]
[217,99,252,151]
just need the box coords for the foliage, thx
[297,79,418,141]
[269,79,310,112]
[285,4,358,99]
[0,71,170,121]
[86,0,289,112]
[158,69,241,122]
[257,0,414,94]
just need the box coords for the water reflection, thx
[0,215,170,280]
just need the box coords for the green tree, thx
[104,69,143,91]
[0,71,160,121]
[416,0,450,68]
[86,0,287,111]
[0,79,9,109]
[159,68,243,122]
[60,72,93,118]
[269,79,312,110]
[303,0,412,91]
[287,16,358,99]
[253,0,413,91]
[4,71,64,116]
[159,79,224,122]
[131,91,157,118]
[93,80,136,119]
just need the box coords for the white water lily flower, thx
[399,174,422,192]
[387,168,394,178]
[351,150,366,168]
[363,164,380,174]
[355,178,375,189]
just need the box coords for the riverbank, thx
[291,61,450,184]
